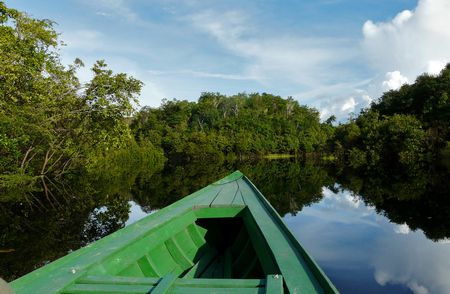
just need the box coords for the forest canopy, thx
[1,2,449,200]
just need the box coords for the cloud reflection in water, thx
[284,187,450,294]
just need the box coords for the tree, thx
[0,3,163,201]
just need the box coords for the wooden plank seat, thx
[62,274,280,293]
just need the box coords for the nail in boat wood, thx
[10,171,339,294]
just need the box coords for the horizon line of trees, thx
[130,92,334,161]
[129,64,450,170]
[1,2,449,202]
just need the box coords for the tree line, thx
[129,65,450,171]
[1,2,449,199]
[332,65,450,172]
[130,92,333,161]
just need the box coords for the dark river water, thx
[1,159,450,293]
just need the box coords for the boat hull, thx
[10,171,338,293]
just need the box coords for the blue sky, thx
[7,0,450,120]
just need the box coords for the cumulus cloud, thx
[382,71,409,91]
[362,0,450,80]
[371,230,450,294]
[318,92,373,120]
[186,1,450,121]
[341,97,357,112]
[67,0,449,120]
[375,270,430,294]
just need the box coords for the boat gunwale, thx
[10,170,339,294]
[240,174,339,293]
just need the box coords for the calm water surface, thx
[1,159,450,293]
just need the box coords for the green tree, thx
[0,3,164,200]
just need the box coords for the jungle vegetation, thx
[1,2,449,199]
[2,2,450,284]
[0,3,165,202]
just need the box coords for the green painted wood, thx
[181,247,218,278]
[238,175,338,293]
[231,187,246,206]
[242,210,279,274]
[87,210,197,276]
[170,287,263,294]
[223,248,232,278]
[10,170,338,294]
[198,255,220,278]
[175,278,265,287]
[145,254,163,277]
[62,283,151,294]
[241,255,258,278]
[232,193,244,205]
[210,180,240,206]
[265,275,283,294]
[165,237,195,270]
[230,226,248,258]
[150,274,177,294]
[147,243,180,276]
[232,237,253,271]
[119,263,145,277]
[76,275,159,285]
[194,206,245,218]
[11,182,220,293]
[185,224,206,249]
[211,256,224,278]
[174,228,199,260]
[136,256,159,277]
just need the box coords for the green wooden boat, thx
[10,171,338,294]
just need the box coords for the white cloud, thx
[362,94,373,105]
[371,230,450,294]
[362,0,450,80]
[375,270,430,294]
[394,223,411,235]
[65,0,448,120]
[341,97,357,112]
[318,92,373,120]
[321,188,377,214]
[185,9,370,121]
[426,60,447,75]
[382,71,409,91]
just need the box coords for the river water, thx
[1,159,450,293]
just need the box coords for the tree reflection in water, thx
[1,158,449,283]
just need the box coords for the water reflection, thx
[125,201,154,226]
[287,187,450,294]
[335,164,450,241]
[1,158,450,293]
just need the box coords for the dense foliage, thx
[131,92,333,161]
[1,1,449,204]
[332,65,450,170]
[0,3,165,201]
[4,157,449,281]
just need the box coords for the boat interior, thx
[61,206,284,293]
